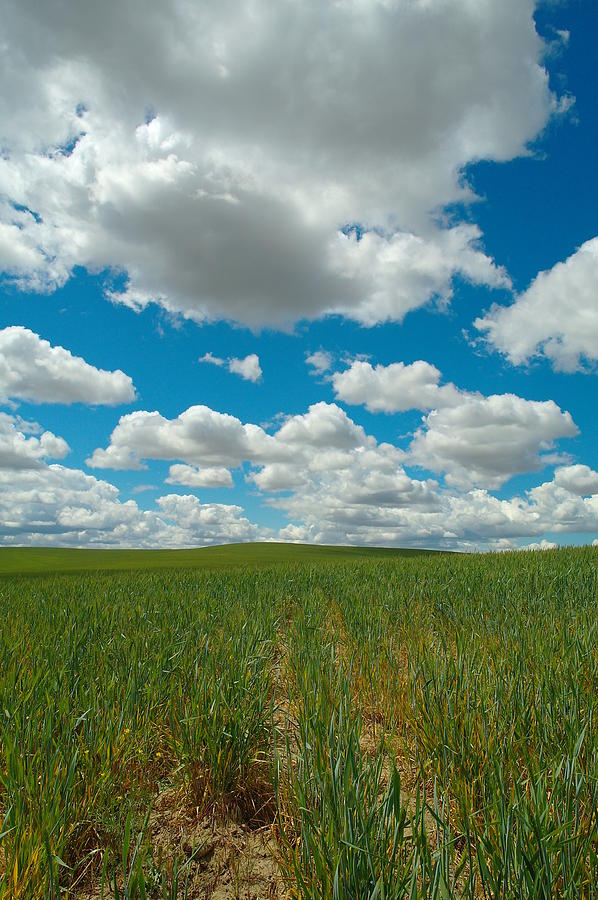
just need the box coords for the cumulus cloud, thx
[274,403,368,452]
[84,396,595,549]
[156,494,260,544]
[273,470,598,551]
[0,459,262,547]
[89,390,577,493]
[0,327,136,405]
[0,0,561,327]
[200,352,262,382]
[278,523,311,544]
[553,464,598,496]
[475,237,598,371]
[228,354,262,382]
[522,539,558,550]
[0,412,69,469]
[333,359,460,413]
[306,351,333,376]
[87,405,281,470]
[166,464,234,488]
[3,409,598,551]
[87,400,372,478]
[333,358,577,488]
[409,394,577,489]
[329,225,509,326]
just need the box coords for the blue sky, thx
[0,0,597,550]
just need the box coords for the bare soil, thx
[75,784,286,900]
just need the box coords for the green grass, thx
[0,541,439,575]
[1,545,597,897]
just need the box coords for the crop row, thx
[0,547,597,896]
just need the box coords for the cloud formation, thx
[0,459,260,548]
[1,410,597,550]
[522,539,558,551]
[553,464,598,496]
[88,386,577,493]
[87,405,281,470]
[0,327,136,405]
[306,351,333,377]
[0,413,69,469]
[275,466,598,551]
[166,464,234,488]
[333,359,460,413]
[409,394,576,489]
[475,237,598,371]
[200,352,262,382]
[333,359,577,488]
[156,494,260,544]
[87,401,369,474]
[0,0,560,327]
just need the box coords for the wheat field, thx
[0,545,597,897]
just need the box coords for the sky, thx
[1,0,597,552]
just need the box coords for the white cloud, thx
[329,225,509,326]
[0,465,134,542]
[556,30,570,47]
[200,351,262,382]
[198,352,226,368]
[274,402,368,452]
[409,394,577,489]
[3,409,598,551]
[87,400,370,473]
[87,405,288,470]
[228,354,262,383]
[0,412,69,469]
[553,464,598,496]
[273,470,598,551]
[166,463,234,488]
[522,539,558,550]
[0,459,262,548]
[278,523,311,544]
[85,397,594,548]
[156,494,260,544]
[333,359,460,413]
[306,351,333,376]
[475,237,598,371]
[0,0,561,327]
[87,407,261,470]
[0,326,136,405]
[333,358,577,488]
[131,484,157,494]
[89,387,578,494]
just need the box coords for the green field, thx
[0,545,597,897]
[0,542,438,575]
